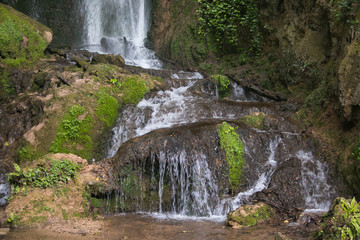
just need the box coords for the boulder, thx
[225,202,275,229]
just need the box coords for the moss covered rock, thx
[226,202,275,229]
[0,3,52,67]
[240,112,267,130]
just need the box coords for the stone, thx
[226,202,275,228]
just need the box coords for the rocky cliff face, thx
[152,0,360,122]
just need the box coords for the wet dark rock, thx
[253,158,305,213]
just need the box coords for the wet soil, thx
[2,214,314,240]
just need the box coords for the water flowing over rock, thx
[102,73,338,220]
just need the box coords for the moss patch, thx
[49,105,93,159]
[226,202,274,228]
[240,112,267,130]
[96,88,119,127]
[217,122,245,193]
[121,76,150,105]
[0,68,15,101]
[0,3,51,67]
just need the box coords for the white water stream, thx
[78,0,335,221]
[81,0,162,69]
[107,75,335,221]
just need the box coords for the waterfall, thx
[0,174,10,206]
[81,0,162,69]
[107,77,336,220]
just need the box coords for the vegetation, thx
[211,74,231,98]
[0,4,49,67]
[240,113,266,130]
[96,88,119,127]
[7,160,81,189]
[317,197,360,239]
[197,0,261,52]
[49,105,93,159]
[217,122,245,193]
[227,203,274,227]
[0,69,14,101]
[120,76,149,105]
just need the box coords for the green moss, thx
[217,122,245,193]
[121,76,149,105]
[49,105,93,159]
[86,63,125,82]
[17,143,37,163]
[96,88,119,127]
[0,4,50,66]
[229,204,274,227]
[240,113,266,130]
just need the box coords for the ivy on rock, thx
[197,0,261,52]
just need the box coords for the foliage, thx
[90,197,103,208]
[197,0,262,52]
[352,140,360,162]
[7,160,81,189]
[338,198,360,239]
[120,76,149,105]
[317,197,360,240]
[0,69,14,101]
[217,122,245,193]
[211,74,231,98]
[50,105,93,159]
[96,88,119,127]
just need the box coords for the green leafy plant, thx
[217,122,245,193]
[197,0,262,52]
[338,198,360,239]
[211,74,231,98]
[50,105,93,159]
[7,160,81,189]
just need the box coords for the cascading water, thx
[0,174,10,206]
[81,0,162,69]
[107,78,274,158]
[107,73,337,221]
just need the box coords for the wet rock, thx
[108,121,231,213]
[92,53,125,67]
[226,202,275,229]
[253,158,305,213]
